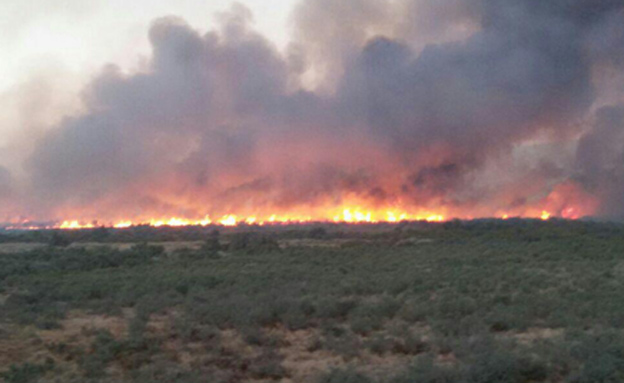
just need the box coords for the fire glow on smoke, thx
[6,210,543,230]
[0,1,622,228]
[7,184,596,230]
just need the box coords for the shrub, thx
[243,327,276,347]
[48,232,72,247]
[131,363,206,383]
[78,326,160,377]
[393,334,429,355]
[308,227,328,239]
[390,357,459,383]
[248,349,288,380]
[570,355,624,383]
[78,330,119,378]
[348,297,400,334]
[228,232,280,253]
[464,351,549,383]
[1,359,55,383]
[317,367,373,383]
[317,298,359,320]
[354,318,384,337]
[319,329,362,360]
[364,334,395,355]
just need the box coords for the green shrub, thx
[317,367,373,383]
[248,349,288,380]
[364,334,395,355]
[308,227,329,239]
[464,351,549,383]
[48,232,72,247]
[131,363,206,383]
[393,334,429,355]
[1,359,54,383]
[317,298,359,320]
[390,357,459,383]
[228,232,280,253]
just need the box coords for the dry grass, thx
[0,243,46,254]
[0,309,429,382]
[511,327,564,344]
[39,309,134,343]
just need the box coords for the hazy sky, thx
[0,0,297,151]
[0,0,296,84]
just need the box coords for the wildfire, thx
[3,206,571,230]
[60,220,96,229]
[218,215,237,226]
[3,182,599,231]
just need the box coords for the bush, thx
[78,330,119,378]
[464,351,549,383]
[228,232,280,254]
[248,349,288,380]
[319,328,362,360]
[317,367,373,383]
[570,355,624,383]
[568,331,624,383]
[390,358,459,383]
[78,327,160,377]
[364,334,395,355]
[348,297,400,334]
[393,334,429,355]
[48,232,72,247]
[318,298,359,320]
[1,359,55,383]
[308,227,328,239]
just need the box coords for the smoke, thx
[11,0,624,222]
[0,166,12,195]
[576,105,624,218]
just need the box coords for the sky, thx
[0,0,623,225]
[0,0,296,154]
[0,0,295,85]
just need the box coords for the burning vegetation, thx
[0,0,622,227]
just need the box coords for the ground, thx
[1,219,624,382]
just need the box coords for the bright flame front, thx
[4,206,568,230]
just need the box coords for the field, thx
[1,220,624,383]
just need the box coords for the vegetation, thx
[1,219,624,382]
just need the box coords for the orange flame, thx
[3,181,599,230]
[6,207,556,230]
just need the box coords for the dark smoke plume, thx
[11,0,624,221]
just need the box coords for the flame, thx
[2,205,583,230]
[59,220,95,230]
[2,183,599,230]
[2,209,459,230]
[218,215,237,226]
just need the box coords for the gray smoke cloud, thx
[16,0,624,221]
[575,105,624,218]
[0,165,14,221]
[0,166,12,196]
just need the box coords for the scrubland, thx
[1,219,624,382]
